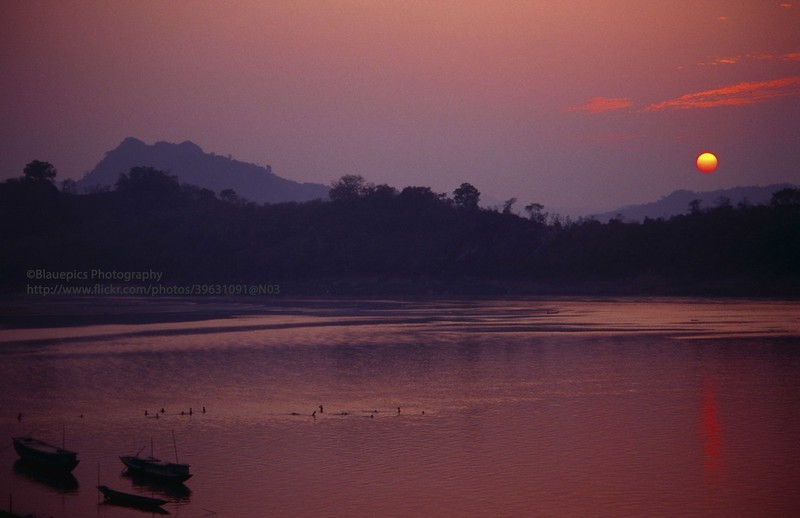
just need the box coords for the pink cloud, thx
[698,53,783,66]
[644,76,800,111]
[566,97,633,114]
[696,51,800,67]
[700,57,737,66]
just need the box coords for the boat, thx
[12,436,79,473]
[120,455,192,483]
[121,432,192,483]
[97,485,169,512]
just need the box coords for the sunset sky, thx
[2,1,799,213]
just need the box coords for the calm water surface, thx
[1,297,799,517]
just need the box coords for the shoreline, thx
[1,288,798,331]
[0,295,275,330]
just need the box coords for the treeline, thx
[2,162,799,296]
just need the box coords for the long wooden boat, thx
[97,485,169,510]
[120,455,192,483]
[12,436,79,473]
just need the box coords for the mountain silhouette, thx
[592,183,798,222]
[77,137,329,203]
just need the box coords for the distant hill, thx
[77,137,329,203]
[591,184,798,222]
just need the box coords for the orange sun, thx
[696,152,718,173]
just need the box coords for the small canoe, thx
[12,436,79,473]
[97,485,168,510]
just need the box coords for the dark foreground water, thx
[1,297,799,517]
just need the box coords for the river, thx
[1,297,799,517]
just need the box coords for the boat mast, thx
[172,429,179,464]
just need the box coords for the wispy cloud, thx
[709,57,737,65]
[569,75,800,116]
[698,52,799,66]
[566,97,633,114]
[644,76,800,111]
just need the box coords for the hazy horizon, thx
[73,135,800,218]
[3,1,799,212]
